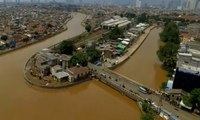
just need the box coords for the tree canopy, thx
[157,42,179,62]
[137,13,149,23]
[1,35,8,41]
[142,102,152,113]
[86,46,101,63]
[85,24,92,33]
[68,52,88,67]
[124,12,136,19]
[183,88,200,111]
[141,114,154,120]
[160,21,180,44]
[157,21,180,75]
[157,42,179,72]
[59,40,75,55]
[109,27,124,40]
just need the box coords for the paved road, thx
[88,63,200,120]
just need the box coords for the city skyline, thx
[0,0,200,10]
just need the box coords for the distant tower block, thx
[66,0,74,4]
[17,0,20,4]
[3,0,6,4]
[136,0,142,8]
[79,0,83,5]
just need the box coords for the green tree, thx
[1,35,8,41]
[86,46,101,63]
[157,42,179,71]
[178,21,189,26]
[68,52,88,67]
[142,102,152,113]
[183,88,200,111]
[59,41,75,55]
[160,21,180,44]
[85,24,92,33]
[157,42,179,61]
[160,82,167,90]
[137,13,149,23]
[109,27,124,40]
[141,114,154,120]
[124,12,136,19]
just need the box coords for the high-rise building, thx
[79,0,83,5]
[66,0,74,4]
[197,0,200,10]
[186,0,197,10]
[136,0,141,8]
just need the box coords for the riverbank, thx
[23,25,156,89]
[24,53,92,88]
[0,12,143,120]
[0,14,72,56]
[23,13,93,88]
[106,26,156,69]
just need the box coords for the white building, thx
[51,65,70,82]
[101,16,131,30]
[177,42,200,74]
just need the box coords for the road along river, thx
[114,27,167,90]
[0,13,141,120]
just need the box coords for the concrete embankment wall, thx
[23,52,91,89]
[109,26,157,70]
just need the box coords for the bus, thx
[138,87,148,94]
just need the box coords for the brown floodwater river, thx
[114,27,167,90]
[0,13,141,120]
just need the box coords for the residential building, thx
[67,65,89,82]
[51,65,70,82]
[187,23,200,40]
[164,89,187,106]
[34,51,58,76]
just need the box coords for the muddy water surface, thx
[0,13,141,120]
[114,27,167,90]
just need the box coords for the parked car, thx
[94,61,102,66]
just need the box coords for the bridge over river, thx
[88,63,199,120]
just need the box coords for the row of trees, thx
[157,21,180,76]
[58,40,101,67]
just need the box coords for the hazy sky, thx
[0,0,187,6]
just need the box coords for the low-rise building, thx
[51,65,70,82]
[67,65,89,82]
[164,89,187,106]
[101,16,131,30]
[187,23,200,40]
[35,51,58,76]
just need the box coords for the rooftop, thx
[68,65,89,76]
